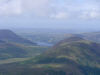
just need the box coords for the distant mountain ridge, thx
[0,29,37,45]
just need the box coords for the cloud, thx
[50,12,68,19]
[79,7,100,19]
[22,0,50,16]
[0,0,100,20]
[0,0,22,16]
[0,0,50,16]
[80,11,100,19]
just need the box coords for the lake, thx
[37,42,53,46]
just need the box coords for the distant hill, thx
[0,29,37,45]
[81,32,100,43]
[0,36,100,75]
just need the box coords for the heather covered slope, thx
[0,29,37,45]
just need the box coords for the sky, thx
[0,0,100,29]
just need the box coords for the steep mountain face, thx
[0,29,37,45]
[0,36,100,75]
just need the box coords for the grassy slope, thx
[0,58,30,65]
[41,40,100,67]
[0,42,49,60]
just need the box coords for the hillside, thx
[0,36,100,75]
[22,36,100,75]
[0,42,27,60]
[0,29,37,45]
[0,40,48,60]
[38,36,100,66]
[82,32,100,43]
